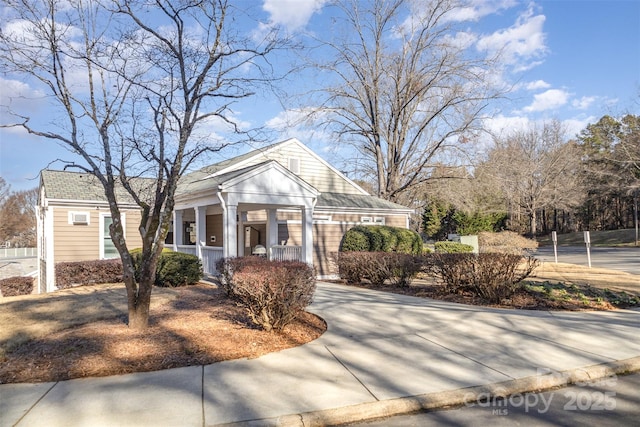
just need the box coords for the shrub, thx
[130,248,202,287]
[0,276,34,297]
[340,225,422,255]
[478,231,538,255]
[155,251,202,287]
[216,256,267,296]
[335,252,423,287]
[434,241,474,253]
[217,257,316,331]
[428,253,539,303]
[55,259,123,289]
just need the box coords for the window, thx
[288,157,300,174]
[100,214,124,259]
[361,216,385,225]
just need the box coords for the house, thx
[37,138,414,292]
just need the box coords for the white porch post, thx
[223,204,238,258]
[301,204,314,265]
[195,206,207,258]
[238,211,247,257]
[266,208,278,259]
[173,209,183,250]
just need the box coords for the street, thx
[350,371,640,427]
[534,246,640,275]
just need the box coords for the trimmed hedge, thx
[55,259,123,289]
[335,252,423,287]
[340,225,422,255]
[0,276,34,297]
[130,248,202,287]
[216,257,316,331]
[434,241,474,253]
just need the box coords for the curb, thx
[214,356,640,427]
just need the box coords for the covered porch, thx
[171,161,319,275]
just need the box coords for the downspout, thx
[217,188,227,258]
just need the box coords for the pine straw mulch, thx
[0,283,325,384]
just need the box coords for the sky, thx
[0,0,639,192]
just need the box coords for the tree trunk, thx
[126,277,153,330]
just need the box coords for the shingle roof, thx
[41,170,152,204]
[317,192,412,211]
[42,140,412,212]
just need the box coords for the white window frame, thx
[100,212,125,259]
[360,216,385,225]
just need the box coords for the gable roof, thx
[196,138,369,195]
[40,170,151,205]
[41,139,412,213]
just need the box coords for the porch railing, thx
[201,246,224,275]
[270,245,302,262]
[175,245,223,275]
[175,245,197,256]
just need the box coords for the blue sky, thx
[1,0,639,192]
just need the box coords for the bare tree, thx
[0,0,285,328]
[312,0,504,204]
[486,120,585,236]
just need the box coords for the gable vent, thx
[288,158,300,174]
[71,212,89,224]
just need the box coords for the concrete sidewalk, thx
[2,282,640,426]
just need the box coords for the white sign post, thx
[584,231,592,268]
[552,231,558,264]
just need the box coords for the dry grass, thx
[0,283,325,384]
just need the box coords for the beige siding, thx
[242,142,364,194]
[277,212,408,276]
[52,206,143,262]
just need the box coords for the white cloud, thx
[477,6,547,69]
[572,96,596,110]
[265,107,332,143]
[525,80,551,91]
[442,0,518,22]
[523,89,570,112]
[262,0,327,32]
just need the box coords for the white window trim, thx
[360,216,385,225]
[99,212,125,259]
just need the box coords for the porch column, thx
[238,211,247,257]
[266,208,278,259]
[301,204,314,265]
[173,209,184,250]
[223,204,238,259]
[195,206,207,258]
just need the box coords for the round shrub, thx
[340,225,422,255]
[156,251,202,287]
[129,248,202,287]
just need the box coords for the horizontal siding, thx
[52,207,143,262]
[242,143,363,195]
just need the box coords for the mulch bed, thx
[0,284,325,384]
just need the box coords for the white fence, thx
[0,247,37,258]
[270,245,302,262]
[175,245,197,256]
